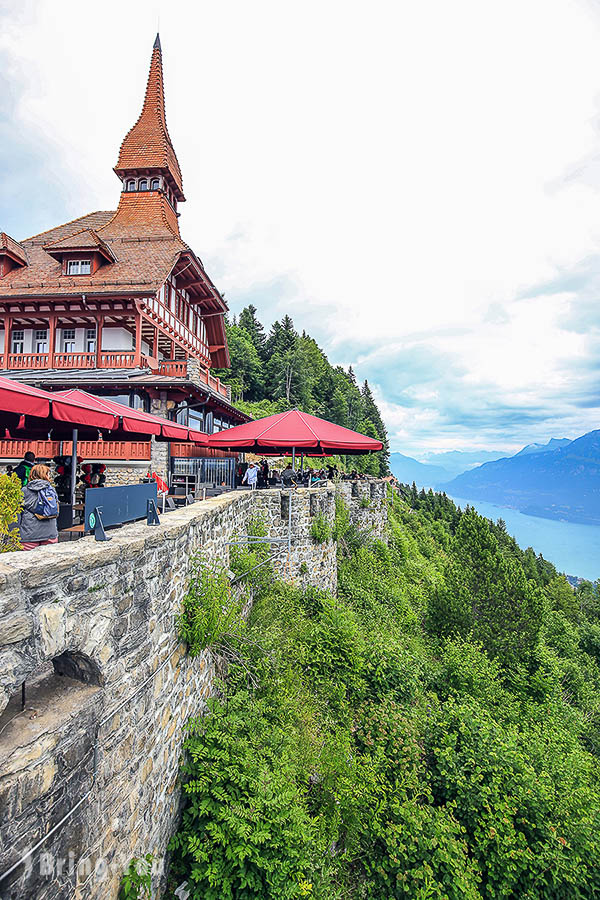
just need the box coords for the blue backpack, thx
[33,485,59,520]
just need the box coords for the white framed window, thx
[86,327,96,354]
[67,259,91,276]
[151,178,160,190]
[139,179,148,191]
[126,179,136,191]
[35,329,48,353]
[11,330,24,354]
[63,328,76,353]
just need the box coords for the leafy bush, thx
[170,693,315,900]
[309,511,330,543]
[177,556,244,656]
[0,473,22,552]
[230,515,274,598]
[119,855,153,899]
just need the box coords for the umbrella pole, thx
[70,428,78,519]
[301,452,304,478]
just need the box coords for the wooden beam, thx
[48,316,56,368]
[134,311,142,366]
[96,314,104,368]
[3,316,11,369]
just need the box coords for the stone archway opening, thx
[52,651,104,686]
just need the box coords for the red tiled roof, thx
[0,232,28,266]
[114,36,184,200]
[0,209,184,297]
[103,191,181,237]
[44,228,117,262]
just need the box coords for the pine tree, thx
[238,305,267,360]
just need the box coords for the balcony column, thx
[48,316,56,368]
[3,317,12,369]
[152,325,158,360]
[96,315,104,368]
[134,311,142,366]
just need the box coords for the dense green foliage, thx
[310,511,331,544]
[214,306,389,476]
[0,473,22,552]
[176,556,245,656]
[118,855,153,899]
[170,489,600,898]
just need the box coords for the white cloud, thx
[3,0,600,453]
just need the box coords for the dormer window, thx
[139,179,148,191]
[126,179,136,192]
[151,178,160,190]
[67,259,91,275]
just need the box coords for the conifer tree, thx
[238,305,267,359]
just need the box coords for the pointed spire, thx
[114,36,185,200]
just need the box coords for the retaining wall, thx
[0,481,387,899]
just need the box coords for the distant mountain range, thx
[390,448,510,487]
[388,452,450,487]
[513,438,571,457]
[441,433,600,525]
[420,449,508,479]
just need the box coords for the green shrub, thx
[0,473,22,552]
[177,556,244,656]
[119,855,153,899]
[309,511,330,543]
[169,693,315,900]
[230,516,274,598]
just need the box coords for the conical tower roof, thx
[114,34,185,200]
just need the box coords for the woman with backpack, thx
[19,464,59,551]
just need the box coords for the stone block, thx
[38,605,66,658]
[0,613,33,644]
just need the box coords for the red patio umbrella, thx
[0,377,50,419]
[209,409,383,455]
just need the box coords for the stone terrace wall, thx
[0,481,387,899]
[337,479,388,540]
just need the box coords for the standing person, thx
[19,464,59,551]
[281,464,297,488]
[14,451,36,486]
[242,462,258,490]
[261,459,269,487]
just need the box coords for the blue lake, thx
[448,495,600,581]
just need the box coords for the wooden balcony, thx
[156,359,187,376]
[3,352,231,399]
[8,353,49,369]
[0,439,151,460]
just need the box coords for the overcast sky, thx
[3,0,600,456]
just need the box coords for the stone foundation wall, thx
[101,461,150,487]
[0,481,387,899]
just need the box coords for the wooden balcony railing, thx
[0,439,151,460]
[98,351,137,368]
[2,350,231,399]
[171,444,235,459]
[8,353,49,369]
[53,352,96,368]
[156,360,187,376]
